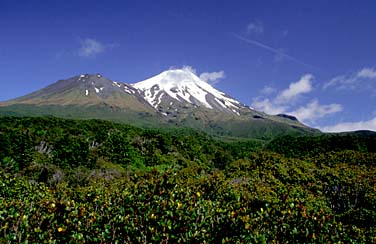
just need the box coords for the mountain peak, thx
[133,68,205,90]
[132,69,243,114]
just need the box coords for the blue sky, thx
[1,0,376,132]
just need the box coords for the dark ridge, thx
[253,115,264,119]
[277,114,298,121]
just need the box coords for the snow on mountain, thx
[75,74,139,98]
[4,70,252,117]
[132,68,244,115]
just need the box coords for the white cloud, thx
[251,98,286,115]
[246,20,264,35]
[320,117,376,132]
[78,38,105,57]
[179,66,225,85]
[323,67,376,90]
[251,74,343,124]
[357,67,376,79]
[275,74,313,104]
[260,85,277,95]
[290,99,342,123]
[181,65,197,74]
[77,38,118,58]
[199,71,225,85]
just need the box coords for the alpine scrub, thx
[0,116,376,243]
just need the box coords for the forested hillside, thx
[1,116,375,243]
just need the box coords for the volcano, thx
[0,69,318,138]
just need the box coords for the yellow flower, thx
[177,202,183,209]
[57,227,65,232]
[196,192,201,197]
[51,203,56,208]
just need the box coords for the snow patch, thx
[155,93,165,109]
[132,69,242,114]
[214,97,228,109]
[232,109,240,116]
[113,81,121,87]
[124,87,131,94]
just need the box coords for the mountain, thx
[0,69,318,138]
[133,69,244,115]
[2,73,147,110]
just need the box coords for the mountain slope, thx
[132,69,245,115]
[2,74,151,111]
[0,74,162,126]
[0,71,319,138]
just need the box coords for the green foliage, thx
[0,128,34,171]
[266,133,376,158]
[0,116,376,242]
[52,134,90,169]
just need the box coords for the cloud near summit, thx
[199,71,225,85]
[77,38,118,58]
[180,66,225,85]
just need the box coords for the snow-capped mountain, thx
[132,68,246,115]
[0,70,317,139]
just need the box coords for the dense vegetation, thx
[1,116,375,243]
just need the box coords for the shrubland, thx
[0,116,375,243]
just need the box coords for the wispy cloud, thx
[323,67,376,90]
[200,71,225,85]
[251,74,341,123]
[260,85,277,95]
[181,65,197,74]
[246,20,264,35]
[77,38,118,58]
[320,117,376,132]
[358,67,376,79]
[232,33,316,69]
[273,48,286,63]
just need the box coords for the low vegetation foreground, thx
[1,116,376,243]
